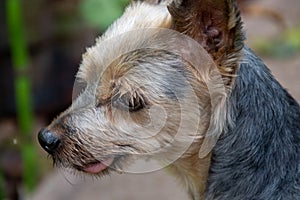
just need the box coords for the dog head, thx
[38,0,244,175]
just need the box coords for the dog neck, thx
[167,151,212,200]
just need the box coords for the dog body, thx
[38,0,300,199]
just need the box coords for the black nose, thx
[38,128,61,154]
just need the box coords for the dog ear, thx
[168,0,245,82]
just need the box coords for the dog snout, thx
[38,128,61,154]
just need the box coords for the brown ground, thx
[28,0,300,199]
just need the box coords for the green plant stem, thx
[6,0,37,192]
[0,170,5,199]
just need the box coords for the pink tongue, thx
[83,158,114,174]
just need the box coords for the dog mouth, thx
[79,157,115,174]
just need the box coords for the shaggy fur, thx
[38,0,300,199]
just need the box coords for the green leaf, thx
[285,26,300,50]
[80,0,126,30]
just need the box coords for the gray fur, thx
[205,47,300,200]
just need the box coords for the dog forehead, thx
[77,3,171,83]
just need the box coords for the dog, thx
[38,0,300,199]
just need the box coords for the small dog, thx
[38,0,300,199]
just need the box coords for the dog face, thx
[38,0,244,176]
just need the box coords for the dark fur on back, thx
[206,47,300,199]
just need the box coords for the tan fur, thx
[168,153,211,200]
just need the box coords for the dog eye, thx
[112,93,145,112]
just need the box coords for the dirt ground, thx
[28,0,300,200]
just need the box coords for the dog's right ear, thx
[168,0,245,85]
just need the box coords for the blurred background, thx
[0,0,299,199]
